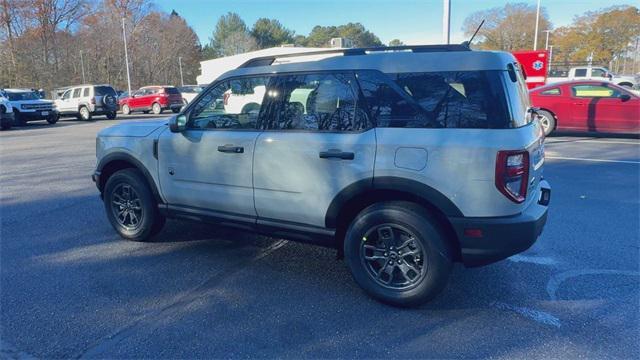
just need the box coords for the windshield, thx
[178,86,203,93]
[6,91,40,101]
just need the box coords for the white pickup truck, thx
[547,66,636,88]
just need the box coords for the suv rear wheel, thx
[151,103,162,115]
[103,169,165,241]
[344,201,452,307]
[79,106,92,121]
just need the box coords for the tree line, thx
[463,3,640,72]
[1,0,200,93]
[2,1,638,94]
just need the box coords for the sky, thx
[153,0,636,46]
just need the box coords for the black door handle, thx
[319,149,354,160]
[218,145,244,153]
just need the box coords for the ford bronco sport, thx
[1,88,57,126]
[93,45,551,306]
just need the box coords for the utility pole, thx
[548,45,553,73]
[178,56,184,87]
[533,0,541,50]
[543,30,551,50]
[79,50,86,83]
[122,17,132,95]
[442,0,451,44]
[634,37,639,74]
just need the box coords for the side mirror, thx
[620,94,631,102]
[169,114,187,132]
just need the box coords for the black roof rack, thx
[238,44,471,68]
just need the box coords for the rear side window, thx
[357,70,511,129]
[164,87,180,95]
[574,69,587,77]
[83,88,90,97]
[94,86,116,96]
[261,72,368,131]
[540,88,561,95]
[572,85,621,98]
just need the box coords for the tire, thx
[1,119,10,130]
[344,201,452,307]
[103,168,165,241]
[46,113,59,124]
[106,111,117,120]
[79,106,92,121]
[13,111,26,126]
[152,103,162,115]
[122,104,131,115]
[171,108,180,113]
[537,109,556,136]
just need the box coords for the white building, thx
[196,46,345,85]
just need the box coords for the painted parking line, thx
[546,139,640,145]
[546,156,640,164]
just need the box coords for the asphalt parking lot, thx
[1,115,638,358]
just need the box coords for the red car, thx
[119,86,183,115]
[529,80,639,135]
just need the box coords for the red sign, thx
[512,50,549,89]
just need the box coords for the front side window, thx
[372,71,511,128]
[189,76,269,130]
[62,90,72,100]
[261,73,366,131]
[572,85,621,98]
[72,88,81,98]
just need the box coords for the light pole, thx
[178,56,184,87]
[542,29,552,50]
[79,50,86,83]
[548,45,553,73]
[533,0,541,50]
[442,0,451,44]
[122,17,132,95]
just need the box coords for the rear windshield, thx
[357,70,513,129]
[94,86,116,96]
[164,87,180,95]
[6,91,39,101]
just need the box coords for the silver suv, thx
[55,84,118,121]
[93,45,551,306]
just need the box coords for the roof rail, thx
[238,44,471,68]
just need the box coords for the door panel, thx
[253,131,376,228]
[569,84,637,132]
[157,129,259,217]
[252,72,375,228]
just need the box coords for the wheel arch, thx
[97,152,163,204]
[326,177,463,260]
[538,108,558,129]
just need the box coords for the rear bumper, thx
[450,181,551,267]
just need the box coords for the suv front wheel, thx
[79,106,92,121]
[103,169,165,241]
[344,201,452,307]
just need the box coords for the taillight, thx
[90,97,96,104]
[495,150,529,203]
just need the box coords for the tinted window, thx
[572,85,621,98]
[189,76,269,130]
[540,88,561,95]
[83,88,90,97]
[574,69,587,77]
[72,88,81,98]
[591,68,607,78]
[261,73,366,131]
[178,86,203,93]
[164,87,180,95]
[95,86,116,96]
[360,71,511,129]
[356,71,419,128]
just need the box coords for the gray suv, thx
[93,45,551,306]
